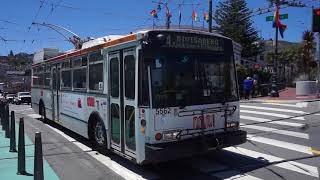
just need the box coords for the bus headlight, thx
[163,130,180,141]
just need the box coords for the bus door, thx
[109,49,136,158]
[52,65,60,121]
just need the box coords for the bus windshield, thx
[147,49,238,108]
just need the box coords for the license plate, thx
[192,113,214,129]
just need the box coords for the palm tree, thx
[301,30,315,79]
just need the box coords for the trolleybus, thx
[31,29,247,164]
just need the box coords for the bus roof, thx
[32,28,230,66]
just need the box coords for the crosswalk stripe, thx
[225,147,319,178]
[213,170,263,180]
[262,102,307,108]
[240,123,309,139]
[247,134,313,155]
[241,105,306,114]
[240,110,305,120]
[240,115,304,127]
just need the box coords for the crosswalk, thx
[210,102,319,179]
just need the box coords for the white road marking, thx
[241,105,306,114]
[240,110,305,120]
[45,124,154,180]
[240,123,309,139]
[240,115,304,127]
[27,113,42,119]
[247,134,313,155]
[213,170,263,180]
[262,102,307,108]
[225,147,319,178]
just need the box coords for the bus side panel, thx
[59,91,108,139]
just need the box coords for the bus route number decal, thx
[156,108,171,115]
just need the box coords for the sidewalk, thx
[0,122,59,180]
[242,87,320,103]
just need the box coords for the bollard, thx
[9,111,17,152]
[1,102,5,131]
[17,118,27,175]
[0,102,3,127]
[34,132,44,180]
[5,103,10,138]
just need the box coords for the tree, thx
[214,0,263,58]
[8,50,14,57]
[300,30,316,79]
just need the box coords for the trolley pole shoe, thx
[34,132,44,180]
[17,118,27,175]
[9,111,17,152]
[5,104,10,138]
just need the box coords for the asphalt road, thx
[9,101,320,180]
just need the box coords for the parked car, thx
[14,92,31,105]
[5,94,15,103]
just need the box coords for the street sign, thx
[266,14,288,21]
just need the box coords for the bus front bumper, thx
[143,130,246,164]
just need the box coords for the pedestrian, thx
[243,77,253,100]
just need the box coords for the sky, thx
[0,0,319,56]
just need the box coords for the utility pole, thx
[209,0,213,32]
[270,0,280,97]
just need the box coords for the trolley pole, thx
[209,0,213,32]
[270,0,280,97]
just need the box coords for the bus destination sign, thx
[165,33,224,52]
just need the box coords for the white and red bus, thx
[31,29,246,164]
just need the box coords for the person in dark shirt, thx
[243,77,254,100]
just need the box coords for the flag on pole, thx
[272,6,287,38]
[151,9,158,18]
[192,10,198,22]
[204,11,209,22]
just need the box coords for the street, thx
[6,101,320,180]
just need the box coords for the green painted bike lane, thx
[0,123,59,180]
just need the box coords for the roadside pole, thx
[270,0,280,97]
[209,0,213,32]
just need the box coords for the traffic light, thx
[312,9,320,32]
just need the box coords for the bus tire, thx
[89,115,107,149]
[39,101,46,121]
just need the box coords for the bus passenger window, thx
[89,63,103,91]
[61,71,71,88]
[73,68,87,89]
[124,55,135,99]
[110,58,119,98]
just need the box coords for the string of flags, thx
[150,9,210,23]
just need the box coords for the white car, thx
[14,92,31,105]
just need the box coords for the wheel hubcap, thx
[94,121,105,145]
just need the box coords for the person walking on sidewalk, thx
[243,77,254,100]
